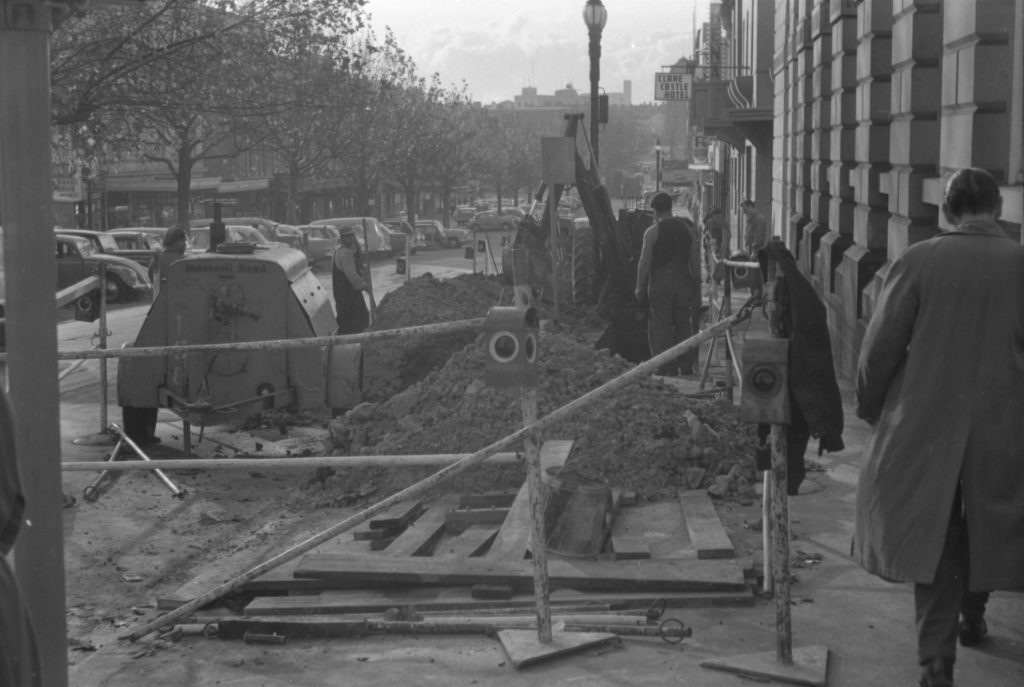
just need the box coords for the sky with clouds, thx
[365,0,707,106]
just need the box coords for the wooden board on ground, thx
[242,585,756,617]
[294,553,747,592]
[434,526,498,559]
[677,490,736,559]
[487,440,573,560]
[370,501,426,530]
[606,500,694,559]
[609,536,651,560]
[459,490,517,509]
[498,629,617,669]
[381,495,460,557]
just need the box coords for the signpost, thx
[654,71,693,101]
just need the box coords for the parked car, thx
[415,219,469,248]
[382,220,426,255]
[56,228,160,283]
[295,224,339,265]
[468,210,519,233]
[452,206,476,226]
[186,225,289,255]
[108,227,175,250]
[55,233,152,303]
[308,217,392,256]
[189,217,305,251]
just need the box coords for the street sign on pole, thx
[654,72,693,101]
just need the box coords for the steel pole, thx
[0,2,68,685]
[588,26,601,166]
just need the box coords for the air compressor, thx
[118,244,361,443]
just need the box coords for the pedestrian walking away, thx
[852,167,1024,687]
[634,192,699,376]
[741,199,768,297]
[703,208,731,260]
[332,225,370,334]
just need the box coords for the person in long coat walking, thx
[853,168,1024,687]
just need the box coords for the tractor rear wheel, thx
[571,222,598,305]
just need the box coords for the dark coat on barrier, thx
[853,222,1024,590]
[1,390,42,686]
[756,242,845,494]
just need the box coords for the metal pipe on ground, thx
[62,453,525,472]
[122,307,751,642]
[0,317,487,363]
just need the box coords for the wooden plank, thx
[383,495,459,557]
[445,507,509,532]
[471,584,513,600]
[242,586,756,617]
[369,536,398,551]
[295,553,747,592]
[459,490,518,509]
[353,526,402,541]
[435,526,498,559]
[609,537,651,560]
[677,490,736,559]
[488,440,573,560]
[370,501,425,530]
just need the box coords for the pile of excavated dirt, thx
[324,328,759,503]
[361,272,512,402]
[362,271,605,402]
[240,272,758,505]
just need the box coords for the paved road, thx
[54,243,494,410]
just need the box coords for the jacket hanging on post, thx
[755,242,845,495]
[1,389,42,686]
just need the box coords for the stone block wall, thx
[769,0,1022,382]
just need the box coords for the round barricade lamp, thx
[483,306,539,388]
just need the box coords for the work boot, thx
[958,617,988,647]
[918,657,953,687]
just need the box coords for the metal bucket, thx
[542,469,613,558]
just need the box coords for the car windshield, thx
[68,237,96,257]
[96,234,120,252]
[229,226,269,243]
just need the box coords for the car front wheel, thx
[447,237,460,248]
[105,276,125,304]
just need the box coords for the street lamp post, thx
[582,0,607,166]
[655,139,663,192]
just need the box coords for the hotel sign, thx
[654,72,693,101]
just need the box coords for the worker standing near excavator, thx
[634,191,699,376]
[332,225,370,334]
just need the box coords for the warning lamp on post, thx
[74,292,100,322]
[483,306,539,387]
[739,336,790,424]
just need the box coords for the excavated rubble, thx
[302,272,761,503]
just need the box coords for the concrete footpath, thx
[59,310,1024,687]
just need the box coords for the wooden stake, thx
[770,423,792,665]
[514,253,552,643]
[522,389,551,643]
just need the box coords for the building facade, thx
[694,0,1023,381]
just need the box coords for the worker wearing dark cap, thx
[332,225,370,334]
[155,226,188,296]
[634,191,699,376]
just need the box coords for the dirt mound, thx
[329,326,758,502]
[362,273,510,402]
